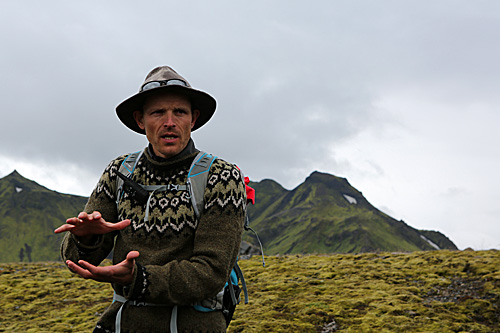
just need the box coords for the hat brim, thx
[116,85,216,134]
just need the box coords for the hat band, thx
[141,79,188,92]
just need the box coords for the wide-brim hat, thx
[116,66,216,134]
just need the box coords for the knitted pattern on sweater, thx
[61,148,246,332]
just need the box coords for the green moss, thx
[0,250,499,332]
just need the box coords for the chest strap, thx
[140,184,188,223]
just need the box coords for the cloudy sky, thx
[1,1,499,250]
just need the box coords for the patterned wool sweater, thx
[61,146,246,333]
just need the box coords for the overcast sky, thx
[1,1,499,250]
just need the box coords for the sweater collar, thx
[147,138,197,163]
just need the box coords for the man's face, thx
[133,92,200,159]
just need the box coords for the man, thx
[55,66,246,332]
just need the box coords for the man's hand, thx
[54,211,131,238]
[66,251,140,285]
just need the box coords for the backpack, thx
[114,150,264,331]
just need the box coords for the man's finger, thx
[126,250,140,261]
[77,260,110,277]
[77,259,97,271]
[67,260,94,279]
[54,224,74,234]
[113,219,131,230]
[65,219,81,226]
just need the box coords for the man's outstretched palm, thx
[55,211,137,285]
[66,251,139,285]
[54,211,130,237]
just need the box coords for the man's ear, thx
[133,110,145,130]
[191,109,200,129]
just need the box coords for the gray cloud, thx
[1,1,500,249]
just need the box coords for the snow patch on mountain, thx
[343,194,357,204]
[420,234,440,250]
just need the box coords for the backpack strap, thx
[115,150,194,222]
[116,150,144,205]
[116,150,217,218]
[112,150,221,333]
[113,293,176,333]
[187,151,217,218]
[140,184,188,223]
[233,262,249,304]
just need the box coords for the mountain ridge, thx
[246,171,457,254]
[0,170,88,262]
[0,170,457,262]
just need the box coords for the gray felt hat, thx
[116,66,216,134]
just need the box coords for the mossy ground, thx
[1,250,499,332]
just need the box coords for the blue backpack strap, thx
[233,262,248,304]
[187,151,217,218]
[117,150,216,217]
[116,150,143,206]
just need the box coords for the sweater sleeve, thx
[60,157,124,266]
[123,160,246,305]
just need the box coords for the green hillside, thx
[0,170,458,263]
[0,250,498,332]
[247,172,457,254]
[0,171,87,262]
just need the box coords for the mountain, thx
[0,170,457,262]
[0,171,87,262]
[246,171,457,254]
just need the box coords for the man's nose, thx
[162,112,176,127]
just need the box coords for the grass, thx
[1,250,499,332]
